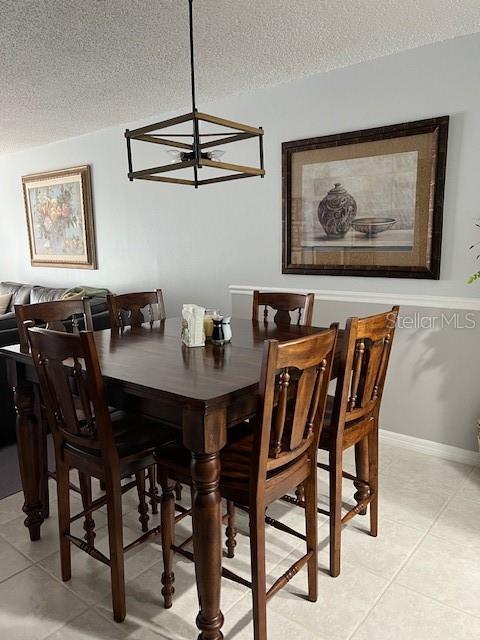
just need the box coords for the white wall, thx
[1,34,480,451]
[1,34,480,313]
[232,288,480,455]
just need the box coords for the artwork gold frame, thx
[282,117,449,279]
[22,165,97,269]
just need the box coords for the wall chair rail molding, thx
[229,285,480,312]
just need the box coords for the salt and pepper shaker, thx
[220,316,232,342]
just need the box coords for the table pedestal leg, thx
[14,383,45,541]
[191,452,224,640]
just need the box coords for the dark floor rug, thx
[0,443,22,499]
[0,436,55,500]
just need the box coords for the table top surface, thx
[0,317,331,405]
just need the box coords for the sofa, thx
[0,281,111,446]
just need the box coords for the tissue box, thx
[182,304,206,347]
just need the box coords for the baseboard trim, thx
[229,284,480,311]
[379,429,480,466]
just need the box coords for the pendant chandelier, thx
[125,0,265,188]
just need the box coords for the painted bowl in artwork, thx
[351,217,396,237]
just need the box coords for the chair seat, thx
[66,411,180,462]
[319,395,375,451]
[156,421,310,505]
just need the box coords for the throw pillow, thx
[0,292,12,315]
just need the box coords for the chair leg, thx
[304,469,318,602]
[105,468,126,623]
[78,471,96,546]
[329,448,343,578]
[159,469,175,609]
[368,423,379,537]
[148,465,158,515]
[354,439,370,516]
[225,500,237,559]
[295,483,305,506]
[40,407,50,519]
[175,482,183,501]
[135,470,149,533]
[249,501,267,640]
[56,459,71,582]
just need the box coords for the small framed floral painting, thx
[22,165,97,269]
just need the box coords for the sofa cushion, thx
[30,286,68,304]
[0,282,32,310]
[0,311,17,332]
[0,293,11,315]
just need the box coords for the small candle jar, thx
[204,309,218,339]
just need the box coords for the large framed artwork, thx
[22,165,97,269]
[282,117,449,279]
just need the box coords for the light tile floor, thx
[0,442,478,639]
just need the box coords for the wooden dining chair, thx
[16,297,94,353]
[107,289,166,330]
[252,290,314,326]
[16,297,156,536]
[318,306,399,577]
[15,298,95,521]
[27,325,179,622]
[107,288,170,508]
[155,326,338,640]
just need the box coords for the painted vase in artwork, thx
[317,183,357,237]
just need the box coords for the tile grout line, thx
[344,527,434,640]
[391,580,480,621]
[345,459,477,639]
[0,528,37,566]
[0,562,33,586]
[34,562,95,610]
[0,450,476,638]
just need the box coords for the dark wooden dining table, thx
[0,317,339,640]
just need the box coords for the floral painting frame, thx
[22,165,97,269]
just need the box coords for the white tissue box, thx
[182,304,206,347]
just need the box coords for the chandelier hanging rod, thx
[188,0,197,114]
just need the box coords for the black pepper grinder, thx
[211,316,225,345]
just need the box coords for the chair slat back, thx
[15,298,93,353]
[107,289,166,330]
[334,306,399,428]
[253,326,338,488]
[252,291,314,326]
[27,326,115,457]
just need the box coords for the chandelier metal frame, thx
[125,0,265,188]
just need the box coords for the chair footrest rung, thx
[65,533,111,566]
[317,462,359,483]
[124,524,162,553]
[177,534,193,550]
[280,494,303,508]
[175,503,190,514]
[266,550,314,601]
[265,514,306,542]
[174,508,192,523]
[341,494,375,525]
[70,479,137,523]
[171,544,252,590]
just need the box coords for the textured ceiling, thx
[1,0,480,155]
